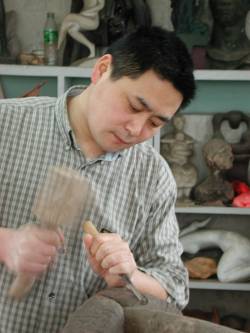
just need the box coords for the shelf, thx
[0,64,92,77]
[189,279,250,291]
[175,206,250,215]
[195,70,250,81]
[0,64,92,96]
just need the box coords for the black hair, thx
[105,26,195,109]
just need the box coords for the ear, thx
[91,54,112,84]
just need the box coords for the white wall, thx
[5,0,173,53]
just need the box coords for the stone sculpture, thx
[62,287,242,332]
[212,111,250,185]
[194,137,234,205]
[206,0,250,69]
[161,115,198,206]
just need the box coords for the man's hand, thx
[2,224,63,277]
[83,232,137,287]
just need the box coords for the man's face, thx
[84,55,183,155]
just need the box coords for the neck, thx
[67,88,104,159]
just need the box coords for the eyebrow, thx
[135,96,170,123]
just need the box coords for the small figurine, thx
[161,115,198,206]
[193,137,234,205]
[58,0,105,64]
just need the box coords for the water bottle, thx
[44,12,58,66]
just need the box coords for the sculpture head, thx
[172,114,185,131]
[209,0,250,27]
[105,26,195,110]
[203,138,234,171]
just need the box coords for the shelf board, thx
[189,279,250,291]
[0,64,92,77]
[175,206,250,215]
[1,65,250,81]
[195,69,250,81]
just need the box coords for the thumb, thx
[83,233,93,251]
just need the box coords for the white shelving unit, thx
[189,279,250,291]
[0,64,92,96]
[176,206,250,215]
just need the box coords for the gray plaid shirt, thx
[0,86,188,333]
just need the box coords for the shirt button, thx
[48,292,56,301]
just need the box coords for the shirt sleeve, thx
[134,156,189,310]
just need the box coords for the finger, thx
[18,261,48,275]
[35,229,62,248]
[100,250,133,270]
[108,261,135,276]
[95,241,129,262]
[90,233,122,256]
[20,238,58,258]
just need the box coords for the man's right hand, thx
[1,224,63,277]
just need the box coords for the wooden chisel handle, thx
[82,220,99,236]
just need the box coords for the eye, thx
[129,103,140,112]
[150,118,165,128]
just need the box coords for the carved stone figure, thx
[62,287,241,332]
[181,229,250,283]
[206,0,250,69]
[194,138,234,205]
[58,0,105,65]
[212,111,250,185]
[161,115,198,206]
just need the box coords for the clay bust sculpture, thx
[206,0,250,69]
[181,229,250,283]
[193,137,234,205]
[161,114,198,206]
[58,0,105,63]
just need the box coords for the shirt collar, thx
[55,85,124,161]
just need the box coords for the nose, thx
[125,114,146,137]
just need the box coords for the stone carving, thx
[62,287,241,332]
[206,0,250,69]
[161,115,198,206]
[212,111,250,185]
[194,137,234,205]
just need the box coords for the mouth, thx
[112,133,131,145]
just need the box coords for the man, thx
[0,26,195,332]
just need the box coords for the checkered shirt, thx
[0,86,188,333]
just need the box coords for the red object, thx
[232,180,250,194]
[232,192,250,207]
[231,181,250,207]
